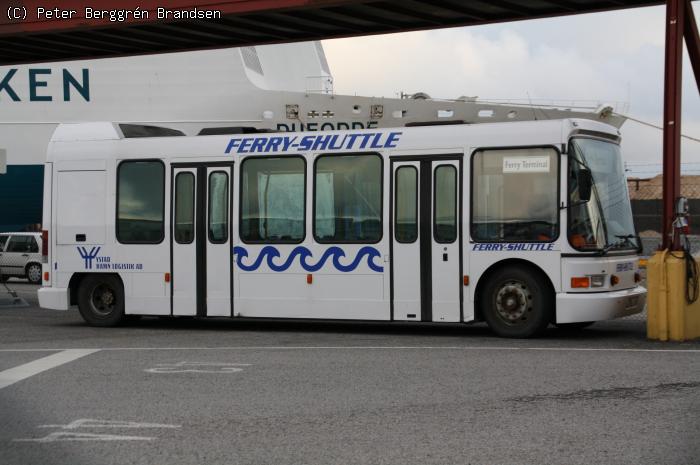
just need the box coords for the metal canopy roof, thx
[0,0,664,65]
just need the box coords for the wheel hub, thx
[101,291,114,306]
[495,280,533,324]
[90,284,116,316]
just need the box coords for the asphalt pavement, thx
[0,282,698,465]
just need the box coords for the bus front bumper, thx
[555,285,646,324]
[38,287,70,311]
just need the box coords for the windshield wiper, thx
[597,235,639,255]
[597,242,617,255]
[616,234,643,253]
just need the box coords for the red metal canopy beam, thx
[0,0,669,64]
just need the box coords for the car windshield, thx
[568,137,639,252]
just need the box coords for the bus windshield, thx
[568,137,639,253]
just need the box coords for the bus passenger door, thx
[171,164,233,317]
[391,158,462,322]
[391,162,421,320]
[172,168,197,315]
[431,160,461,322]
[205,167,232,317]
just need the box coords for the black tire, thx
[480,265,553,338]
[0,275,8,283]
[25,263,42,284]
[555,321,595,331]
[77,275,125,327]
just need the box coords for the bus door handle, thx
[22,254,29,257]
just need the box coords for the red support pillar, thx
[662,0,684,250]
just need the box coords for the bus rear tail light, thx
[610,275,620,286]
[571,277,590,288]
[41,229,49,262]
[634,272,642,283]
[43,272,49,282]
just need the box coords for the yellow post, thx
[647,250,700,341]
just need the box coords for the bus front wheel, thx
[77,275,125,327]
[480,266,553,338]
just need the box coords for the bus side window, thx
[116,161,165,244]
[174,172,195,244]
[471,148,558,243]
[434,165,457,243]
[314,154,382,243]
[395,166,418,243]
[240,157,305,243]
[208,171,229,244]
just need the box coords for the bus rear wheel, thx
[77,275,125,327]
[480,266,553,338]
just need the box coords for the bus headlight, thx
[590,274,606,288]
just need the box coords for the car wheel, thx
[25,263,42,284]
[77,275,125,327]
[480,265,553,338]
[554,321,595,330]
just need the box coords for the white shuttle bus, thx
[38,118,646,337]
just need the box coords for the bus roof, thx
[47,119,620,163]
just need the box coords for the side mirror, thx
[577,168,593,202]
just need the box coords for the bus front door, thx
[391,158,462,322]
[171,164,233,317]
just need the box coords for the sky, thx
[322,5,700,178]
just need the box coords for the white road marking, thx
[0,349,99,390]
[14,432,155,442]
[145,361,251,373]
[14,418,181,443]
[0,346,698,353]
[39,419,181,430]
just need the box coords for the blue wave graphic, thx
[233,246,384,273]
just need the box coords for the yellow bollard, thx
[647,250,700,341]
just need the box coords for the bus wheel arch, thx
[474,259,555,338]
[74,273,125,327]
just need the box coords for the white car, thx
[0,232,43,284]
